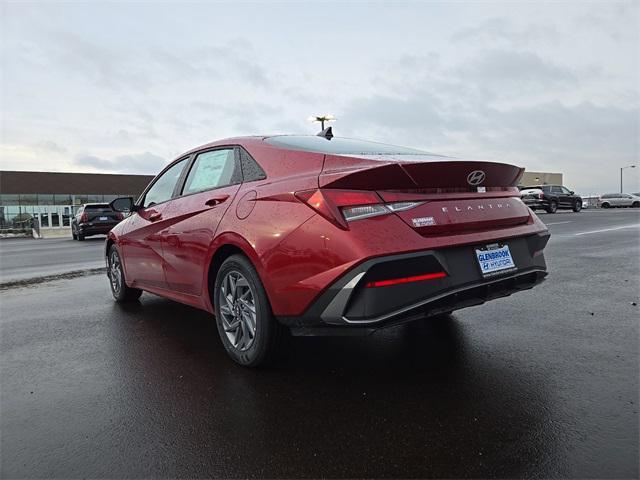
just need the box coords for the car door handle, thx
[149,212,162,222]
[205,195,229,207]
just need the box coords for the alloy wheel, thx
[109,250,122,295]
[219,270,257,351]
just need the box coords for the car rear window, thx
[265,135,430,155]
[522,186,550,192]
[84,204,112,211]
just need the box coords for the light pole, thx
[620,165,636,193]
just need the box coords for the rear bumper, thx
[77,223,117,235]
[278,232,549,334]
[522,199,548,209]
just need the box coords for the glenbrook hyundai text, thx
[105,134,549,366]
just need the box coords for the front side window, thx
[143,158,188,208]
[561,187,572,194]
[182,149,240,195]
[551,186,563,194]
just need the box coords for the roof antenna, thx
[308,114,336,139]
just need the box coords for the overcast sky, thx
[1,1,639,193]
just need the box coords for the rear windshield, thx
[84,204,112,211]
[522,185,550,192]
[265,135,429,155]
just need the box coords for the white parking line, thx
[574,224,640,236]
[545,221,573,226]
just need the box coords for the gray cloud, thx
[455,49,577,88]
[452,17,559,45]
[74,152,167,174]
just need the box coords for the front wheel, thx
[632,202,640,208]
[601,202,610,209]
[214,254,283,367]
[573,200,582,212]
[108,245,142,302]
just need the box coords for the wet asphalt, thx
[1,209,638,478]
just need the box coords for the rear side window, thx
[144,158,188,207]
[182,149,240,195]
[240,148,266,182]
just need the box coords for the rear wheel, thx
[71,225,78,240]
[633,201,640,208]
[546,200,558,214]
[601,202,610,208]
[214,254,283,367]
[108,245,142,302]
[572,200,582,212]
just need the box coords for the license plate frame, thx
[475,243,517,278]
[99,216,108,221]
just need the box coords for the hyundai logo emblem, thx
[467,170,486,186]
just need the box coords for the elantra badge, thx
[467,170,486,186]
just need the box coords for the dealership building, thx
[0,171,153,230]
[519,171,563,187]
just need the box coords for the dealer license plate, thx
[475,244,516,277]
[99,216,108,221]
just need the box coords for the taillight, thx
[80,212,88,222]
[538,193,544,199]
[295,189,424,229]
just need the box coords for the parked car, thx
[72,203,123,240]
[519,184,582,213]
[105,134,550,366]
[599,193,640,208]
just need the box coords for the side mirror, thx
[569,191,575,195]
[110,197,137,213]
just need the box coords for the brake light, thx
[538,192,544,199]
[295,189,424,229]
[80,212,88,222]
[365,271,447,288]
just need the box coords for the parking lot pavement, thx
[1,211,638,478]
[0,236,106,283]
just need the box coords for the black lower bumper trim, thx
[278,232,549,330]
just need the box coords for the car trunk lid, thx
[320,154,530,235]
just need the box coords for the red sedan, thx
[106,133,549,366]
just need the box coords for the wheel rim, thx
[219,270,257,351]
[109,251,122,294]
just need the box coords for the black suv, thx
[71,203,123,240]
[519,185,582,213]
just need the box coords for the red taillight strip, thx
[365,271,447,288]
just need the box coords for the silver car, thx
[599,193,640,208]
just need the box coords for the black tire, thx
[214,254,283,367]
[546,200,558,214]
[71,227,77,240]
[77,233,85,241]
[633,202,640,208]
[572,200,582,212]
[601,202,610,209]
[107,245,142,302]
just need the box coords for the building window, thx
[0,195,20,206]
[38,194,54,205]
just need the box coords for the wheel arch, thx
[204,233,267,314]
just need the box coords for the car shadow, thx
[108,295,560,478]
